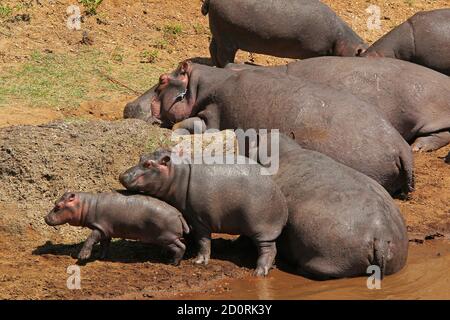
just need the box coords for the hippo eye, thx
[174,89,187,102]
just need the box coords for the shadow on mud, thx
[188,56,213,66]
[32,236,258,268]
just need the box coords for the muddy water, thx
[184,241,450,300]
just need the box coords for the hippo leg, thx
[99,238,111,260]
[209,37,219,67]
[78,229,103,260]
[411,131,450,152]
[172,104,220,133]
[166,239,186,266]
[193,230,211,265]
[172,117,207,134]
[254,241,277,277]
[213,38,237,68]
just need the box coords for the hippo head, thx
[45,192,82,226]
[119,149,173,196]
[151,61,196,127]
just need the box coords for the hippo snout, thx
[119,171,135,189]
[44,212,57,226]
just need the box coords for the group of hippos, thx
[45,0,450,280]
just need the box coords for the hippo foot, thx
[254,266,270,277]
[193,254,209,265]
[412,132,450,152]
[77,250,92,261]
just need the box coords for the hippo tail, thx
[179,215,190,234]
[371,238,390,279]
[399,148,415,195]
[201,0,210,15]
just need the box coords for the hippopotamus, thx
[119,150,289,276]
[44,191,189,264]
[123,85,162,124]
[201,0,367,67]
[259,134,408,279]
[153,61,414,196]
[225,57,450,152]
[362,9,450,76]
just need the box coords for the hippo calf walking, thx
[258,134,409,279]
[362,9,450,76]
[120,151,289,276]
[45,192,189,264]
[202,0,367,67]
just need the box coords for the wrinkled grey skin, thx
[226,57,450,152]
[362,9,450,76]
[161,62,413,196]
[119,150,289,276]
[202,0,367,67]
[123,84,162,125]
[45,192,189,264]
[259,134,408,279]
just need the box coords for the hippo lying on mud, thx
[362,9,450,76]
[226,57,450,152]
[201,0,367,67]
[152,61,414,196]
[120,150,289,276]
[45,192,189,264]
[260,134,409,279]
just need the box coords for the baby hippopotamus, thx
[120,150,289,276]
[44,192,189,264]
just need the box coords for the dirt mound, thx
[0,119,172,240]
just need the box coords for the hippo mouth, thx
[44,212,60,226]
[120,172,146,191]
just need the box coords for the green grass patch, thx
[79,0,103,15]
[0,49,165,109]
[163,23,183,36]
[0,5,12,18]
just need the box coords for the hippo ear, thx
[158,155,171,166]
[180,61,192,74]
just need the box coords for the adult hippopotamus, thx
[153,61,414,196]
[226,57,450,152]
[202,0,367,67]
[45,191,189,264]
[259,134,409,279]
[123,85,161,124]
[119,150,289,276]
[362,9,450,76]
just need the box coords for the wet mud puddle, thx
[183,240,450,299]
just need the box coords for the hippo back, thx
[271,136,408,279]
